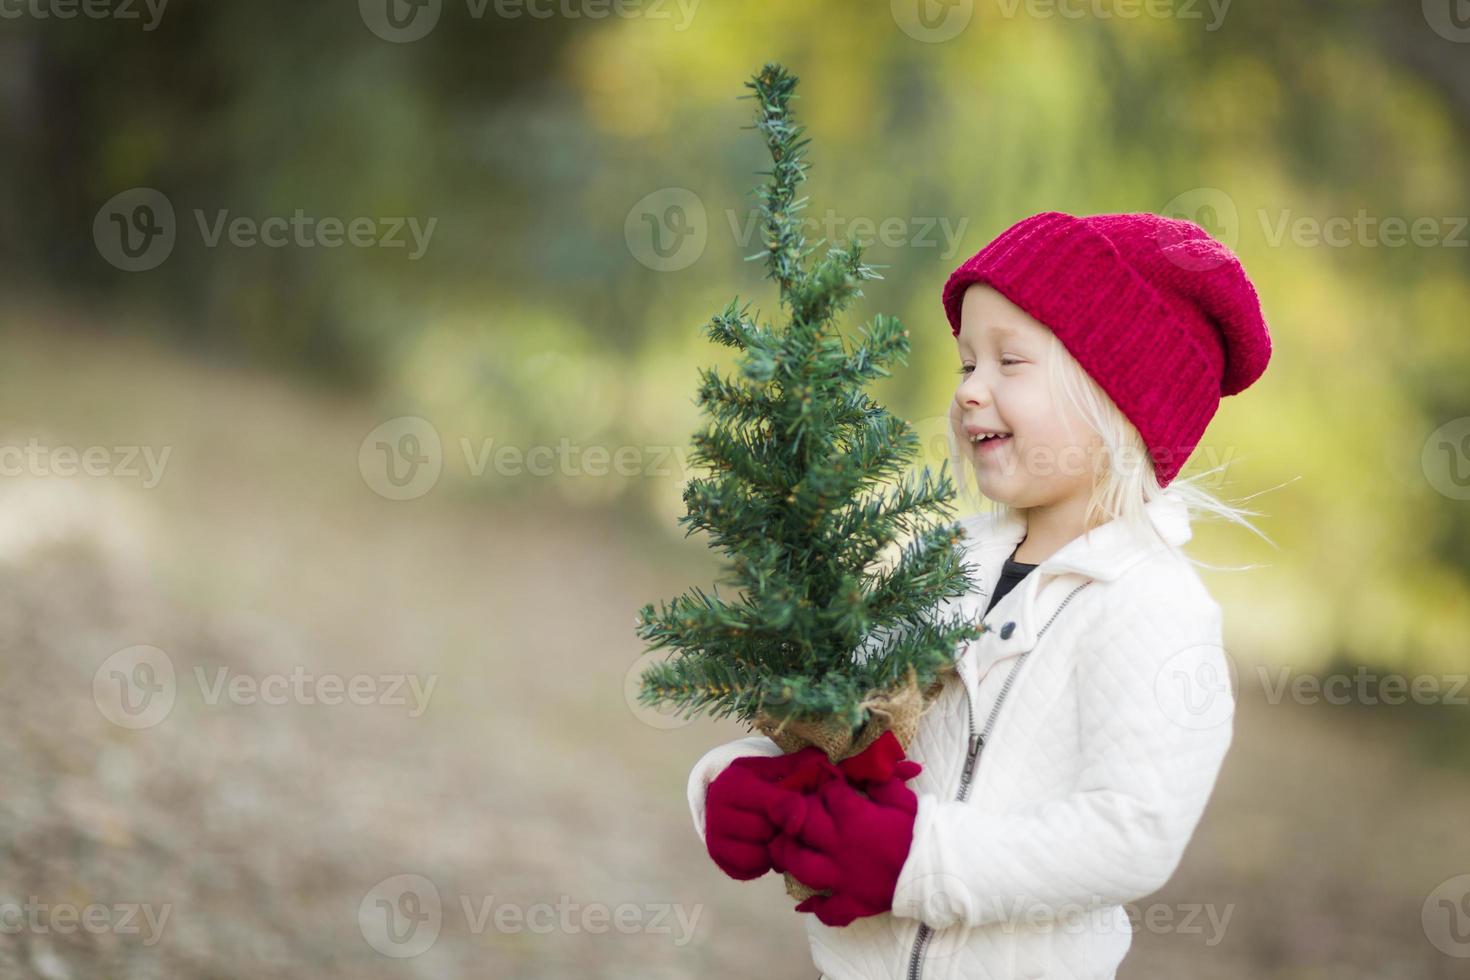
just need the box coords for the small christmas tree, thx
[635,62,983,766]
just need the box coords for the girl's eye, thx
[957,358,1020,375]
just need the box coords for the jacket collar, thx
[954,492,1194,666]
[973,490,1194,583]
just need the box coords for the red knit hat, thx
[942,210,1272,486]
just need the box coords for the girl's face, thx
[950,283,1104,509]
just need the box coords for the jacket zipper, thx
[904,579,1093,980]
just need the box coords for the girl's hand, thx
[703,747,837,880]
[771,763,922,927]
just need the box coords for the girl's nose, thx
[956,376,993,408]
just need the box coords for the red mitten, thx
[740,731,918,852]
[770,765,921,927]
[835,731,922,789]
[704,748,839,881]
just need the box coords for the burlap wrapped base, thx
[753,664,954,903]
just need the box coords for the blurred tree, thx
[0,3,577,385]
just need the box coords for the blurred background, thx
[1,1,1469,977]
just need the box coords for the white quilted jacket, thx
[687,490,1235,979]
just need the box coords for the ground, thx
[0,315,1465,978]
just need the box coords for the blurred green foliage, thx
[1,0,1467,674]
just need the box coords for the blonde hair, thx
[945,330,1283,572]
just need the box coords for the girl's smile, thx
[968,431,1012,456]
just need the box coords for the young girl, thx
[688,210,1272,979]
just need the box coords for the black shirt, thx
[983,542,1038,617]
